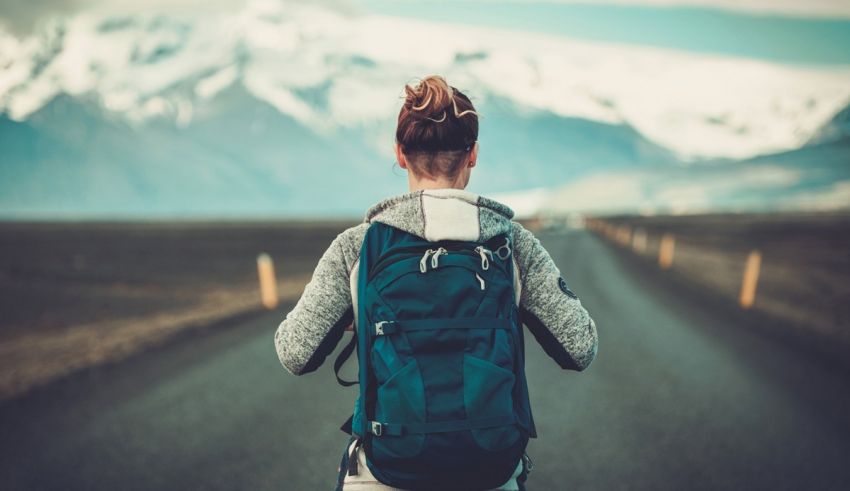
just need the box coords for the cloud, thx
[448,0,850,19]
[2,0,848,160]
[541,165,804,214]
[604,0,850,18]
[1,0,87,35]
[0,0,358,36]
[788,181,850,210]
[3,0,848,37]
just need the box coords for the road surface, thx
[2,230,850,490]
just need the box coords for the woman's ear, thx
[394,143,409,169]
[468,141,478,168]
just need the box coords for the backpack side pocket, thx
[463,354,521,451]
[371,359,427,460]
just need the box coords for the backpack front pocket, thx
[372,360,427,460]
[463,355,521,451]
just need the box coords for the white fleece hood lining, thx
[421,192,480,242]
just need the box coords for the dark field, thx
[0,220,358,398]
[589,212,850,367]
[0,220,359,336]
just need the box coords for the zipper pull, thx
[431,247,447,269]
[474,246,492,270]
[420,249,435,273]
[475,272,486,290]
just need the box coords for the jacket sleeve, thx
[512,222,598,371]
[274,230,355,376]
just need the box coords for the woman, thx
[275,75,599,490]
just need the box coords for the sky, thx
[356,0,850,64]
[2,0,848,63]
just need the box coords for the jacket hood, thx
[364,188,515,242]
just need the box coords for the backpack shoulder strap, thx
[333,221,392,387]
[336,221,390,436]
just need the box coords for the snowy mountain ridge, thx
[2,0,850,161]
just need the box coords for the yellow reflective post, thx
[632,228,647,254]
[617,226,632,247]
[257,253,279,310]
[658,234,675,269]
[739,250,762,310]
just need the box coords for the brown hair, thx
[396,75,479,178]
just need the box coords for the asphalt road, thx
[2,230,850,490]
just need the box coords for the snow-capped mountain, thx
[3,0,850,160]
[1,0,850,217]
[539,135,850,216]
[809,103,850,145]
[1,84,679,217]
[507,104,850,217]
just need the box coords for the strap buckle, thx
[374,321,394,336]
[495,237,512,260]
[370,421,383,437]
[523,451,534,473]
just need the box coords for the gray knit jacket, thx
[274,188,598,377]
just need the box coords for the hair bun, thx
[404,75,475,122]
[396,74,479,157]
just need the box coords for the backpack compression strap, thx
[367,414,517,437]
[371,317,512,336]
[333,327,358,387]
[335,328,358,435]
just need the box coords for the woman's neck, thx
[407,174,467,192]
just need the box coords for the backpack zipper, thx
[475,272,486,290]
[474,246,493,270]
[370,245,484,280]
[420,249,435,273]
[421,247,448,273]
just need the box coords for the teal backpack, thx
[335,221,536,490]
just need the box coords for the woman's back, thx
[273,75,598,490]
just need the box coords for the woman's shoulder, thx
[508,220,540,249]
[336,221,370,244]
[328,222,370,273]
[507,220,551,281]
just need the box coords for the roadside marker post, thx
[739,250,762,310]
[257,253,279,310]
[632,228,647,254]
[658,234,675,269]
[617,226,632,247]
